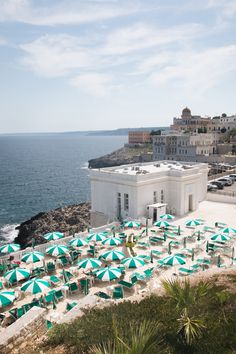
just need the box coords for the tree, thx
[177,308,206,346]
[90,320,164,354]
[222,113,227,117]
[221,127,227,133]
[229,128,236,137]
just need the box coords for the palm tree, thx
[162,278,212,309]
[177,308,206,345]
[90,320,164,354]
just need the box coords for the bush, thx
[45,280,236,354]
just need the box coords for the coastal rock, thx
[88,146,153,168]
[14,203,91,248]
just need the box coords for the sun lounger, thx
[137,242,150,248]
[131,272,146,281]
[50,275,61,286]
[58,256,70,267]
[144,268,154,278]
[178,268,194,275]
[203,226,215,233]
[44,292,55,305]
[54,289,64,301]
[66,302,77,311]
[95,291,111,299]
[46,262,56,273]
[68,282,79,293]
[46,320,53,330]
[113,286,124,299]
[118,280,135,289]
[215,222,227,228]
[150,236,164,243]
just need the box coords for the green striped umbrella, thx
[122,257,145,268]
[87,233,106,242]
[211,233,231,242]
[220,227,236,234]
[69,238,88,247]
[77,258,102,269]
[96,267,122,281]
[100,249,125,261]
[185,219,201,227]
[102,237,122,246]
[43,232,64,241]
[21,278,50,294]
[0,291,15,307]
[46,245,69,257]
[21,251,45,263]
[154,220,170,228]
[162,254,186,266]
[0,243,20,254]
[4,268,30,283]
[124,221,141,228]
[160,214,175,220]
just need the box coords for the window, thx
[117,193,121,209]
[124,193,129,211]
[153,191,157,203]
[161,189,164,203]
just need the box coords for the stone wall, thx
[0,307,46,354]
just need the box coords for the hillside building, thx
[90,161,208,227]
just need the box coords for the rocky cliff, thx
[14,203,91,248]
[88,146,153,168]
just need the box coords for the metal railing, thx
[0,221,119,264]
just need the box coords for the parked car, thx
[210,181,224,190]
[217,178,233,186]
[207,183,218,191]
[228,174,236,181]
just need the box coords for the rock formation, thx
[14,203,91,248]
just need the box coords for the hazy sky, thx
[0,0,236,133]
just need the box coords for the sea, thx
[0,134,127,243]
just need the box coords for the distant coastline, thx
[0,126,168,137]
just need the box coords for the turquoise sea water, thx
[0,134,127,241]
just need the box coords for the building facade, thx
[128,131,151,144]
[90,161,208,226]
[152,133,219,161]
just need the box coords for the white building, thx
[90,161,208,227]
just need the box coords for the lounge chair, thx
[80,279,90,295]
[58,256,70,267]
[54,289,64,301]
[50,275,61,286]
[203,226,215,233]
[66,302,77,311]
[95,291,111,299]
[150,236,164,243]
[178,267,194,276]
[137,242,150,248]
[44,292,55,305]
[144,268,154,279]
[46,320,53,330]
[68,282,79,293]
[118,280,135,289]
[113,286,124,299]
[46,262,56,273]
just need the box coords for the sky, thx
[0,0,236,133]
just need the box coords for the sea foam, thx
[0,224,19,244]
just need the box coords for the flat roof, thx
[110,161,195,175]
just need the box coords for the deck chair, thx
[178,267,194,276]
[44,292,55,305]
[50,275,61,286]
[113,286,124,299]
[54,289,64,301]
[144,268,154,279]
[69,282,79,293]
[46,262,56,273]
[150,236,164,243]
[66,302,77,311]
[80,279,90,295]
[46,320,53,330]
[118,280,135,289]
[58,256,70,267]
[95,291,111,299]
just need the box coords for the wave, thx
[0,224,19,244]
[81,162,89,170]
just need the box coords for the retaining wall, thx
[207,192,236,204]
[0,307,46,354]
